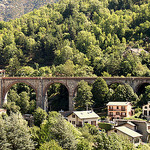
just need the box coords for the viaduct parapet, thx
[1,77,150,111]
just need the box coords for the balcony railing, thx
[108,109,126,111]
[108,114,126,117]
[121,115,126,117]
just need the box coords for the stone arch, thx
[43,81,70,111]
[71,80,94,97]
[135,82,150,95]
[72,85,78,97]
[2,81,38,105]
[43,81,69,97]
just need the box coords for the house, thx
[108,126,142,146]
[142,101,150,120]
[126,47,148,55]
[115,119,150,143]
[107,102,133,120]
[67,110,99,127]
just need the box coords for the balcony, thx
[108,109,126,111]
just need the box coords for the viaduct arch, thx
[1,77,150,111]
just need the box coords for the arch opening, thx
[136,83,150,96]
[3,82,37,114]
[45,83,69,111]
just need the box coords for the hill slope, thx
[0,0,58,21]
[0,0,150,77]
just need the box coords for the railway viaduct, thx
[1,77,150,111]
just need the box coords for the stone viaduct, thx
[1,77,150,111]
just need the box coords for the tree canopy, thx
[0,0,150,77]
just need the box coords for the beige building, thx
[108,126,142,146]
[115,119,150,143]
[67,111,99,127]
[107,102,132,120]
[143,101,150,120]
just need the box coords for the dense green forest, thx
[1,1,150,149]
[0,0,150,77]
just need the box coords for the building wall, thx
[108,104,132,120]
[116,120,150,142]
[124,123,135,131]
[108,129,133,143]
[143,102,150,116]
[67,113,98,127]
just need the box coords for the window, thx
[109,112,113,116]
[114,130,117,133]
[91,121,96,126]
[134,138,139,143]
[84,121,88,124]
[144,110,147,116]
[121,112,126,116]
[72,121,75,124]
[72,114,75,118]
[145,106,147,109]
[121,106,125,111]
[109,106,113,110]
[79,121,82,127]
[117,106,119,109]
[116,112,120,115]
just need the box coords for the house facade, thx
[115,119,150,142]
[143,101,150,120]
[107,102,132,120]
[67,111,99,127]
[108,126,142,146]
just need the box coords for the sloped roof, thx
[125,121,136,127]
[115,126,142,138]
[73,111,99,119]
[107,102,131,106]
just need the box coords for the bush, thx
[98,123,112,131]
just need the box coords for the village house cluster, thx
[60,101,150,146]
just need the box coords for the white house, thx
[67,110,99,127]
[143,101,150,120]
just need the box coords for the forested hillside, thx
[0,0,150,77]
[0,0,58,21]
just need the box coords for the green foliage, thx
[98,123,112,132]
[6,83,36,114]
[0,0,149,78]
[33,107,47,127]
[74,80,93,110]
[38,140,63,150]
[93,132,135,150]
[112,83,139,105]
[3,102,20,115]
[92,77,109,107]
[38,111,81,150]
[29,111,136,150]
[0,113,35,150]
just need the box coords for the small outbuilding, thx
[108,126,143,146]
